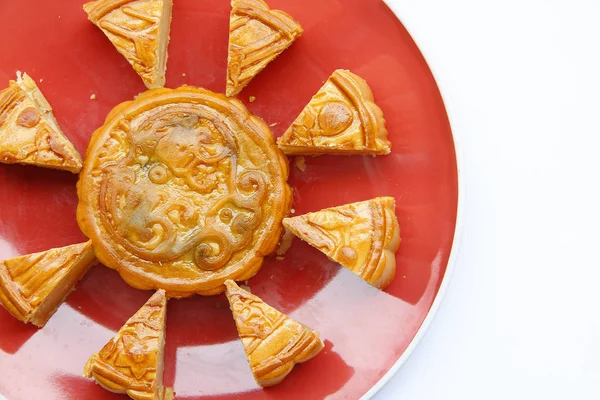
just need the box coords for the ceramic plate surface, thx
[0,0,458,399]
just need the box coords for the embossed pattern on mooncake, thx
[283,197,401,289]
[77,86,292,297]
[226,0,303,97]
[0,73,83,173]
[277,69,392,156]
[224,280,324,387]
[84,289,173,400]
[84,0,173,89]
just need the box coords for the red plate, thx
[0,0,458,399]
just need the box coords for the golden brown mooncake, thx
[0,72,83,173]
[84,290,173,400]
[283,197,401,289]
[77,86,292,298]
[224,280,324,387]
[0,241,95,327]
[277,69,392,156]
[84,0,173,89]
[226,0,303,97]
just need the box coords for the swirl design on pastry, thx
[277,69,392,155]
[0,73,83,173]
[84,0,173,89]
[225,280,324,387]
[226,0,303,96]
[283,197,401,289]
[84,290,173,400]
[77,86,292,297]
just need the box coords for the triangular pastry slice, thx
[283,197,400,289]
[0,72,83,173]
[224,280,324,387]
[226,0,303,96]
[84,0,173,89]
[84,290,173,400]
[0,241,95,327]
[277,69,391,156]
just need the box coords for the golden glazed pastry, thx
[0,241,95,327]
[84,0,173,89]
[77,86,292,298]
[283,197,400,289]
[277,69,391,156]
[224,280,324,387]
[226,0,303,97]
[0,72,83,173]
[84,290,173,400]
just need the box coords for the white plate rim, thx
[361,1,467,398]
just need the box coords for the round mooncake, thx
[77,86,292,297]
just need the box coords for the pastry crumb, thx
[269,122,279,127]
[275,256,285,261]
[90,94,96,100]
[294,156,306,172]
[182,72,186,77]
[39,78,43,83]
[249,96,256,103]
[291,209,296,214]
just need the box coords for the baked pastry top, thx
[77,86,292,298]
[283,197,400,289]
[0,72,83,173]
[224,280,324,387]
[226,0,303,97]
[277,69,391,156]
[0,241,95,327]
[84,289,173,400]
[84,0,173,89]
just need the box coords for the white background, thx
[376,0,600,399]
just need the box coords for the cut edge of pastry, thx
[83,289,174,400]
[226,0,303,97]
[0,241,96,327]
[3,72,84,173]
[152,295,173,400]
[277,69,392,156]
[153,0,173,89]
[224,279,324,387]
[282,197,401,289]
[83,0,173,89]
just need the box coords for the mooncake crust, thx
[225,280,324,387]
[277,69,391,156]
[77,86,292,298]
[0,73,83,172]
[226,0,303,97]
[283,197,401,289]
[84,0,173,89]
[84,289,173,400]
[0,241,95,327]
